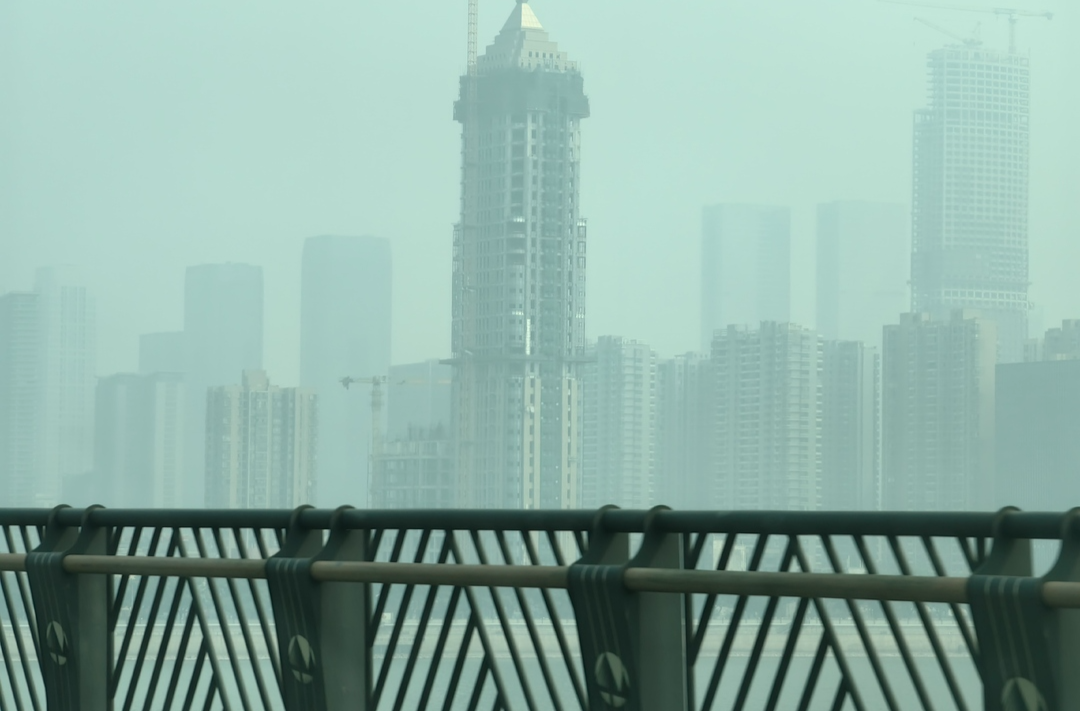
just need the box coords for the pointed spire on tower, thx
[502,1,544,32]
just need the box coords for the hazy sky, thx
[2,1,1076,383]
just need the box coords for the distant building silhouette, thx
[581,337,656,509]
[821,341,880,510]
[451,3,589,509]
[388,360,451,441]
[911,45,1030,363]
[371,425,454,510]
[656,353,713,510]
[93,373,185,508]
[700,205,790,351]
[0,292,42,505]
[184,263,263,507]
[711,323,820,510]
[883,312,996,511]
[299,235,391,507]
[816,201,909,348]
[205,371,317,509]
[139,331,186,374]
[996,359,1080,511]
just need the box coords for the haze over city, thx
[3,1,1076,376]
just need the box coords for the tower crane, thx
[340,376,387,484]
[914,16,982,47]
[880,0,1053,53]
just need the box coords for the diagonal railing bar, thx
[416,572,465,710]
[209,527,277,711]
[230,526,282,693]
[732,537,799,711]
[373,528,434,707]
[819,534,902,711]
[191,526,255,711]
[690,532,739,670]
[119,549,177,711]
[920,535,979,659]
[0,570,35,711]
[465,657,492,711]
[791,539,868,711]
[391,534,454,711]
[796,634,832,711]
[0,527,40,711]
[915,535,974,711]
[700,532,769,711]
[440,614,478,711]
[113,527,172,703]
[368,527,409,650]
[447,534,511,709]
[131,574,187,711]
[467,529,540,711]
[161,592,201,711]
[764,595,812,711]
[177,530,234,711]
[520,529,586,710]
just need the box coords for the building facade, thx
[996,359,1080,511]
[139,331,186,374]
[700,205,790,351]
[911,45,1030,363]
[581,337,656,509]
[93,373,185,508]
[388,360,452,442]
[299,235,391,507]
[882,312,996,511]
[184,263,264,507]
[711,323,821,511]
[371,426,455,510]
[816,201,909,349]
[205,371,317,509]
[0,292,42,505]
[450,3,590,509]
[656,353,713,510]
[821,341,880,510]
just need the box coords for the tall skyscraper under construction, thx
[451,2,590,509]
[911,43,1030,363]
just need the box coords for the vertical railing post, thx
[265,506,369,711]
[1041,509,1080,709]
[628,508,686,710]
[569,505,686,711]
[25,505,110,711]
[967,506,1059,711]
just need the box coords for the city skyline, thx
[3,2,1074,379]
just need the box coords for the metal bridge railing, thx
[1,506,1079,710]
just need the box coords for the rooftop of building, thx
[477,2,578,75]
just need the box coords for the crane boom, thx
[879,0,1052,52]
[914,16,981,46]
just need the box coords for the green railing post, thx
[25,506,110,711]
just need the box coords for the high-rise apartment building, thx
[388,360,451,442]
[882,312,996,511]
[371,426,454,510]
[581,337,656,509]
[816,201,909,348]
[93,373,185,507]
[656,353,713,510]
[1041,320,1080,361]
[450,3,590,509]
[139,331,186,374]
[205,370,317,509]
[996,359,1080,511]
[911,45,1030,363]
[184,263,263,507]
[0,292,42,505]
[701,205,790,350]
[821,341,880,510]
[712,323,821,511]
[36,268,97,505]
[299,235,391,507]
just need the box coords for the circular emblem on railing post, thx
[594,652,629,708]
[288,635,316,684]
[46,621,68,666]
[1001,678,1046,711]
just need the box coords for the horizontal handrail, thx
[1,507,1076,539]
[5,552,1080,608]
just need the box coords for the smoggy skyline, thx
[3,1,1076,383]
